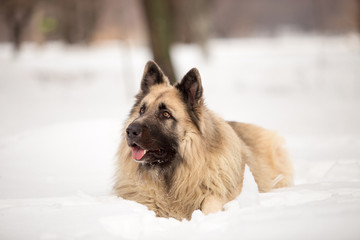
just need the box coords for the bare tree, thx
[59,0,101,44]
[140,0,177,84]
[170,0,211,56]
[0,0,38,51]
[357,0,360,33]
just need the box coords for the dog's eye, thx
[162,111,171,119]
[139,106,145,115]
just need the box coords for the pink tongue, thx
[131,146,146,160]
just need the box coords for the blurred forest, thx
[0,0,359,83]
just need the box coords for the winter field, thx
[1,35,360,239]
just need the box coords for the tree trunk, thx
[358,0,360,33]
[1,0,37,52]
[141,0,177,84]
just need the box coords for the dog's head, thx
[126,61,203,168]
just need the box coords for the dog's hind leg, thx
[228,122,294,192]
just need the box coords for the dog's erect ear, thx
[176,68,203,108]
[141,61,169,93]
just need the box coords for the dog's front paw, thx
[201,196,223,215]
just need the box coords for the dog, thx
[113,61,293,220]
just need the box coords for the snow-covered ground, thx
[1,35,360,239]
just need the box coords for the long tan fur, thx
[113,61,293,220]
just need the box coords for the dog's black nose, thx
[126,123,142,139]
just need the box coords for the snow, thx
[1,35,360,239]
